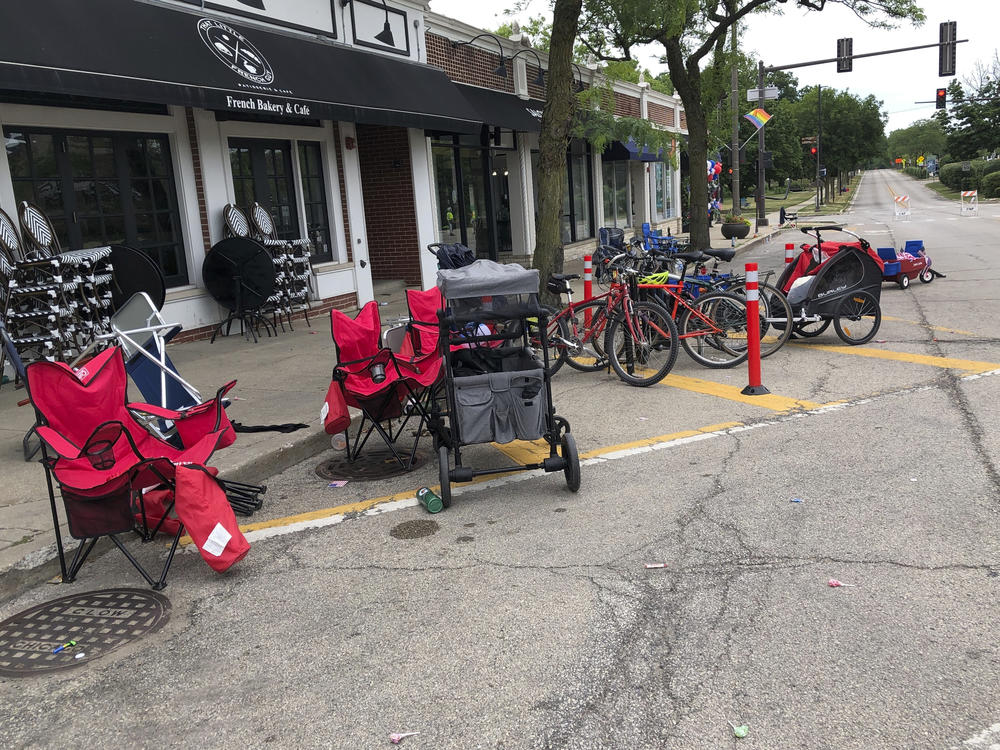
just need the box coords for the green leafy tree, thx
[938,55,1000,160]
[885,119,946,165]
[577,0,924,249]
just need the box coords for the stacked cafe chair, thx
[17,201,114,347]
[0,207,74,365]
[249,201,314,330]
[222,203,288,332]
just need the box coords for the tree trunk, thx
[662,37,710,251]
[533,0,583,303]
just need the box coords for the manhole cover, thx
[316,449,427,481]
[390,520,440,539]
[0,588,170,677]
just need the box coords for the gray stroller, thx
[430,260,581,507]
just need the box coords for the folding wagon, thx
[430,260,581,507]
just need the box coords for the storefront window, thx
[602,160,630,228]
[4,127,188,287]
[432,143,459,241]
[654,162,672,221]
[297,141,332,262]
[548,139,594,244]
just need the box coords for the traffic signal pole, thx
[758,27,966,217]
[816,85,822,211]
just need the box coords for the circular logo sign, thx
[198,18,274,85]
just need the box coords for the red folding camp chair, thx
[25,346,258,589]
[328,300,439,471]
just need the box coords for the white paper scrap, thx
[203,523,232,557]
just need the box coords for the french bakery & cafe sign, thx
[224,95,312,117]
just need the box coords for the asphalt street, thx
[1,170,998,750]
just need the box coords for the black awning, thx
[456,85,546,132]
[0,0,480,133]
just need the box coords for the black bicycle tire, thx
[679,291,750,369]
[563,299,614,372]
[604,300,679,386]
[833,290,881,345]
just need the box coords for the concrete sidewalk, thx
[0,202,811,601]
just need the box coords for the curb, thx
[0,423,333,606]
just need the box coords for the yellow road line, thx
[660,372,820,411]
[492,438,551,464]
[579,421,743,459]
[791,342,999,373]
[881,315,978,337]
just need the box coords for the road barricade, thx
[960,190,978,216]
[892,194,911,221]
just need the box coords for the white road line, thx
[242,370,998,545]
[950,722,1000,749]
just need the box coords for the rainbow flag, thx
[744,108,772,129]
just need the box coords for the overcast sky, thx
[427,0,999,133]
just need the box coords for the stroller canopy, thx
[437,259,539,300]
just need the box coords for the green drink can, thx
[416,487,443,514]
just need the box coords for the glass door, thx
[5,127,188,286]
[458,147,489,259]
[228,138,300,240]
[490,152,512,255]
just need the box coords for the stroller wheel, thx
[793,319,830,338]
[437,444,452,508]
[834,291,881,345]
[561,432,581,493]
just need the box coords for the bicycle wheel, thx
[604,301,678,386]
[563,299,613,372]
[759,284,793,357]
[679,291,750,368]
[536,315,569,376]
[725,281,792,358]
[834,291,881,345]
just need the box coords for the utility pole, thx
[756,60,768,227]
[731,22,740,215]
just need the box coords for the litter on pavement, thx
[390,732,419,744]
[828,579,856,587]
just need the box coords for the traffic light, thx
[936,88,947,109]
[939,21,956,77]
[810,146,818,157]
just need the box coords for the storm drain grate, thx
[0,588,170,677]
[316,449,427,481]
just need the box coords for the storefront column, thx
[591,149,605,232]
[338,122,375,305]
[633,161,651,229]
[0,106,14,211]
[410,129,439,291]
[508,135,534,259]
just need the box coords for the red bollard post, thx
[741,262,771,396]
[583,254,593,326]
[785,243,795,264]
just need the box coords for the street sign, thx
[837,37,853,73]
[819,167,827,177]
[746,86,779,101]
[961,161,971,172]
[800,136,817,144]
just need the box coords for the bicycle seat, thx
[703,248,736,262]
[672,251,709,264]
[550,273,580,281]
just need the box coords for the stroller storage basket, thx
[453,363,546,444]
